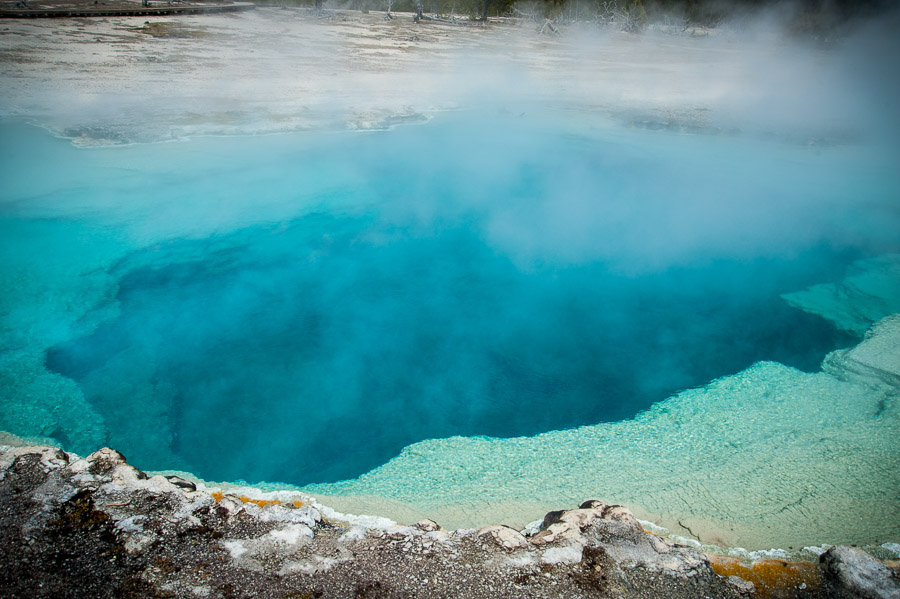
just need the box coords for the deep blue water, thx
[45,218,854,483]
[5,113,897,485]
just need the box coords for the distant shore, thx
[1,0,255,19]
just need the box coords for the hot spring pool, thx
[1,111,898,549]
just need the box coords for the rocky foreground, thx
[1,444,898,598]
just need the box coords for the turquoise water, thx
[1,113,898,488]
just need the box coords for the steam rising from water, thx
[3,6,899,147]
[19,111,894,485]
[1,5,899,547]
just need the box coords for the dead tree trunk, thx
[480,0,491,21]
[539,19,559,35]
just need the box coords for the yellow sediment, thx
[209,491,303,509]
[243,496,281,507]
[709,555,822,598]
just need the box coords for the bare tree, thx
[539,18,560,34]
[592,0,645,32]
[595,0,619,26]
[511,2,540,22]
[479,0,491,21]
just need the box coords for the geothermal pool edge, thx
[2,438,899,599]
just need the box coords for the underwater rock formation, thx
[2,441,898,598]
[782,254,900,336]
[309,310,900,549]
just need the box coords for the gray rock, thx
[531,521,579,545]
[588,513,645,545]
[164,475,197,491]
[542,509,566,528]
[583,509,708,577]
[85,447,129,474]
[416,518,440,532]
[0,445,773,598]
[821,545,900,599]
[726,574,755,595]
[123,531,158,554]
[216,495,244,518]
[477,525,529,550]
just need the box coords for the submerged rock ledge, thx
[1,442,898,598]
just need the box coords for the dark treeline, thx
[643,0,889,26]
[272,0,893,32]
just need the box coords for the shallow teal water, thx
[1,113,898,486]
